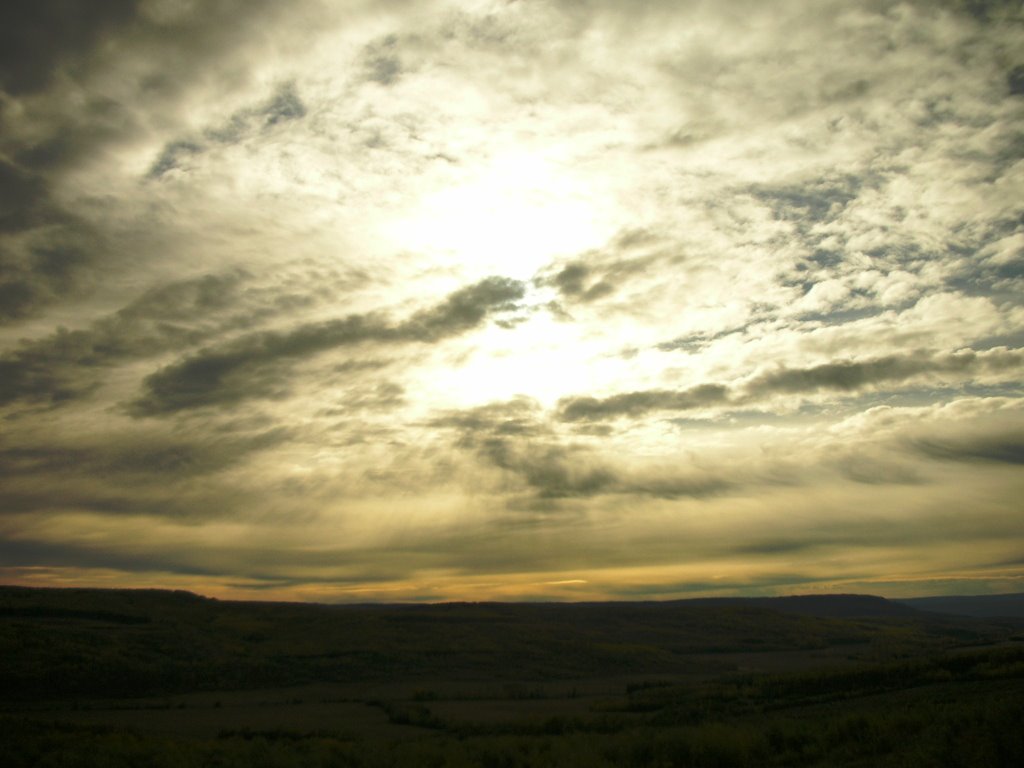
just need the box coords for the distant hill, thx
[2,585,1013,700]
[678,593,922,618]
[895,593,1024,619]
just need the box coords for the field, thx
[2,587,1023,766]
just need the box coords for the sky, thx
[0,0,1022,603]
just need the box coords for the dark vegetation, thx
[2,586,1023,766]
[895,592,1024,618]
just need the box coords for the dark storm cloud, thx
[132,276,525,415]
[0,271,250,408]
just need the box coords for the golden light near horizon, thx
[0,0,1022,603]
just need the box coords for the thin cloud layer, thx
[0,0,1022,602]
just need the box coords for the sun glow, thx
[392,150,611,280]
[420,309,606,409]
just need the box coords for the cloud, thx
[0,426,290,484]
[479,439,617,500]
[1,1,298,173]
[1,0,1022,600]
[0,158,47,233]
[132,276,525,415]
[0,270,251,408]
[0,1,139,96]
[0,156,105,323]
[908,432,1024,465]
[536,229,669,310]
[559,385,731,422]
[429,397,548,439]
[148,82,308,178]
[432,397,734,502]
[744,348,1023,398]
[748,174,868,231]
[401,276,525,339]
[556,348,1022,422]
[0,1,321,319]
[147,140,205,179]
[361,34,404,86]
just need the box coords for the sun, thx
[390,148,612,281]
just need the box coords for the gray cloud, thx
[432,397,733,502]
[744,348,1022,397]
[0,159,104,323]
[537,229,666,308]
[429,396,548,439]
[1009,64,1024,96]
[749,174,867,230]
[0,2,314,318]
[834,454,923,486]
[0,1,139,96]
[147,140,204,179]
[0,158,47,233]
[479,439,617,500]
[2,1,295,174]
[559,385,731,422]
[132,276,525,415]
[399,275,525,340]
[149,82,307,178]
[0,271,250,409]
[547,262,615,304]
[908,432,1024,465]
[556,349,1022,422]
[362,34,404,86]
[0,427,289,484]
[0,537,219,578]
